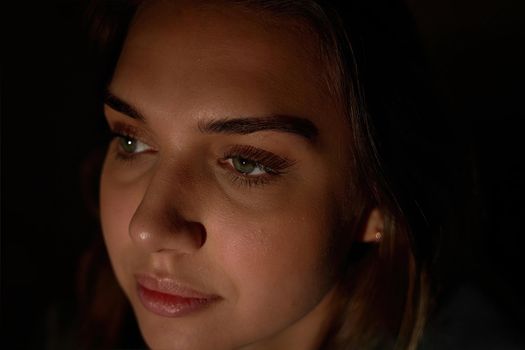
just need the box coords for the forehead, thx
[111,0,343,132]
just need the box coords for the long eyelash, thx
[110,122,140,141]
[227,172,273,188]
[221,145,295,187]
[108,123,142,162]
[222,145,294,175]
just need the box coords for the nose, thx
[128,165,206,255]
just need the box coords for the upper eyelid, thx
[106,113,295,168]
[108,120,155,145]
[224,145,289,161]
[222,145,295,174]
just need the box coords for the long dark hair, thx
[78,1,465,348]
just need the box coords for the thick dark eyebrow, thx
[104,91,146,122]
[198,116,318,141]
[104,91,318,141]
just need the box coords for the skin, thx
[100,1,383,349]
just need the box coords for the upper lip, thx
[135,273,219,300]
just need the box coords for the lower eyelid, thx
[217,160,282,189]
[227,171,274,188]
[111,140,154,164]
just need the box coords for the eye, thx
[227,156,270,176]
[117,135,151,155]
[219,145,295,188]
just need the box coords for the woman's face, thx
[100,2,356,349]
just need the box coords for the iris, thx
[119,136,137,154]
[231,156,266,175]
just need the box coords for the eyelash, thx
[108,124,294,188]
[110,123,153,162]
[220,145,294,188]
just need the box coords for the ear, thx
[360,208,384,243]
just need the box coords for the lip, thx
[135,273,220,317]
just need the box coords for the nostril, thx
[192,222,207,248]
[129,189,207,253]
[164,208,207,249]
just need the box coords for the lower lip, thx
[137,284,217,317]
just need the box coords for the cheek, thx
[99,160,144,290]
[99,147,344,348]
[209,195,337,339]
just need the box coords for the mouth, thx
[135,273,220,317]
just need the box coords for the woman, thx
[80,0,460,348]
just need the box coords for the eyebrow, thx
[104,91,319,141]
[104,91,146,122]
[198,116,318,141]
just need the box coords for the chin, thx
[133,310,230,350]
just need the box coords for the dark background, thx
[2,0,524,347]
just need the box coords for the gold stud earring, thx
[375,231,382,242]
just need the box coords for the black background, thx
[2,0,524,347]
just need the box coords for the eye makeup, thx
[106,120,296,188]
[219,144,295,187]
[109,122,156,162]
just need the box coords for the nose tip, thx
[129,198,207,255]
[130,214,207,254]
[126,158,208,255]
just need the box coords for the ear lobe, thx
[361,208,384,243]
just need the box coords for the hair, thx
[77,0,461,348]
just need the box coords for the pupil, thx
[234,157,255,173]
[121,137,136,153]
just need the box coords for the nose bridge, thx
[128,159,206,254]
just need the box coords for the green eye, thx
[232,157,257,174]
[222,145,292,186]
[118,136,137,153]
